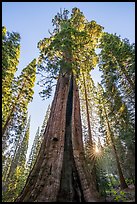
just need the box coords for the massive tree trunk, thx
[15,73,100,202]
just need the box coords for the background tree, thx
[26,127,40,175]
[26,104,51,176]
[2,59,36,138]
[98,33,135,186]
[99,32,135,119]
[2,28,37,202]
[96,83,128,189]
[2,26,21,150]
[2,116,31,202]
[78,72,102,192]
[2,59,36,199]
[2,59,36,179]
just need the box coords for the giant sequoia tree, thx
[16,8,103,202]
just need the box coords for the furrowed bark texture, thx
[72,77,99,202]
[16,73,100,202]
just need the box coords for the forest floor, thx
[105,184,135,202]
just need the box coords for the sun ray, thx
[85,140,104,163]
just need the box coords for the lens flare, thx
[85,142,103,162]
[95,146,100,154]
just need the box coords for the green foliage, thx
[2,59,36,153]
[37,7,103,99]
[98,32,135,186]
[2,26,21,131]
[125,178,134,186]
[95,165,110,198]
[2,26,21,81]
[2,28,36,202]
[106,188,135,202]
[2,116,31,202]
[99,32,135,113]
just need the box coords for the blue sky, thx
[2,2,135,158]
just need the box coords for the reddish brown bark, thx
[15,73,100,202]
[82,72,98,191]
[82,72,93,144]
[72,76,99,201]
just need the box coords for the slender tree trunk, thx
[103,105,128,189]
[82,72,98,192]
[15,73,100,202]
[82,72,92,143]
[112,144,128,189]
